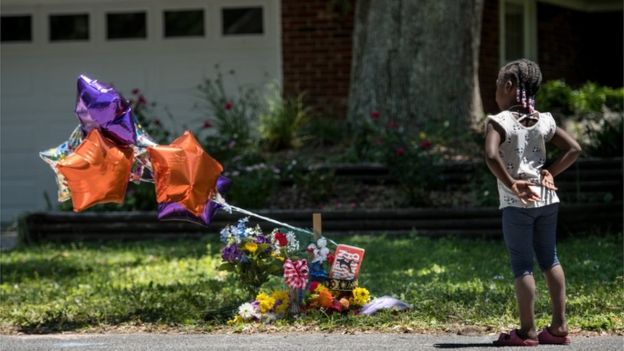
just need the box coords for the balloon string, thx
[213,196,338,247]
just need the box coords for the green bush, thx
[129,89,172,145]
[259,85,310,151]
[585,115,623,158]
[537,80,624,158]
[536,80,574,115]
[225,163,280,209]
[537,80,624,115]
[301,116,347,148]
[197,66,261,163]
[283,160,335,207]
[349,111,443,206]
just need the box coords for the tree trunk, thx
[348,0,484,136]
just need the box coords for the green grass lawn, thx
[1,233,622,334]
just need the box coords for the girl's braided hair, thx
[497,59,542,113]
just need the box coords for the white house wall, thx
[0,0,282,223]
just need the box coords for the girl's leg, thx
[533,204,568,335]
[502,207,538,340]
[515,274,538,339]
[543,265,568,335]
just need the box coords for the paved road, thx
[1,333,622,351]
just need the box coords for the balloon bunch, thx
[40,75,228,225]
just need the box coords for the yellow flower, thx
[259,297,276,313]
[272,290,290,314]
[314,284,328,294]
[227,315,244,325]
[244,242,258,253]
[256,292,270,302]
[352,287,370,306]
[419,131,427,140]
[271,252,285,261]
[272,290,289,302]
[256,292,276,313]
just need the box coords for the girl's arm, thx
[544,127,582,178]
[485,122,540,203]
[485,122,514,188]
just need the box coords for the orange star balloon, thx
[56,129,133,212]
[148,131,223,216]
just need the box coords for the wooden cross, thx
[313,213,322,240]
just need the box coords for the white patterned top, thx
[487,111,559,209]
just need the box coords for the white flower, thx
[320,247,329,257]
[238,303,257,320]
[219,227,231,243]
[317,237,327,248]
[308,238,330,263]
[286,231,299,253]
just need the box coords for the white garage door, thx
[0,0,282,223]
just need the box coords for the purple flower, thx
[221,244,242,262]
[255,235,269,244]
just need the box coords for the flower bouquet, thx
[218,218,372,323]
[219,218,299,295]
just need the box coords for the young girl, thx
[485,59,581,346]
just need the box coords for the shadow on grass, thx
[15,277,246,333]
[2,238,224,284]
[1,258,92,284]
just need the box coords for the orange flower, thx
[318,290,334,308]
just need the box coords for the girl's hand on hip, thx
[511,180,541,204]
[541,169,558,190]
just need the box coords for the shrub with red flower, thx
[419,140,433,150]
[385,121,398,129]
[353,107,442,206]
[224,101,234,110]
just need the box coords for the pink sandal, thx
[538,327,571,345]
[493,330,539,346]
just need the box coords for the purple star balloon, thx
[75,75,136,146]
[157,175,232,226]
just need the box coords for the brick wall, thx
[538,3,623,88]
[537,3,587,85]
[582,10,623,87]
[281,0,354,117]
[281,0,622,118]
